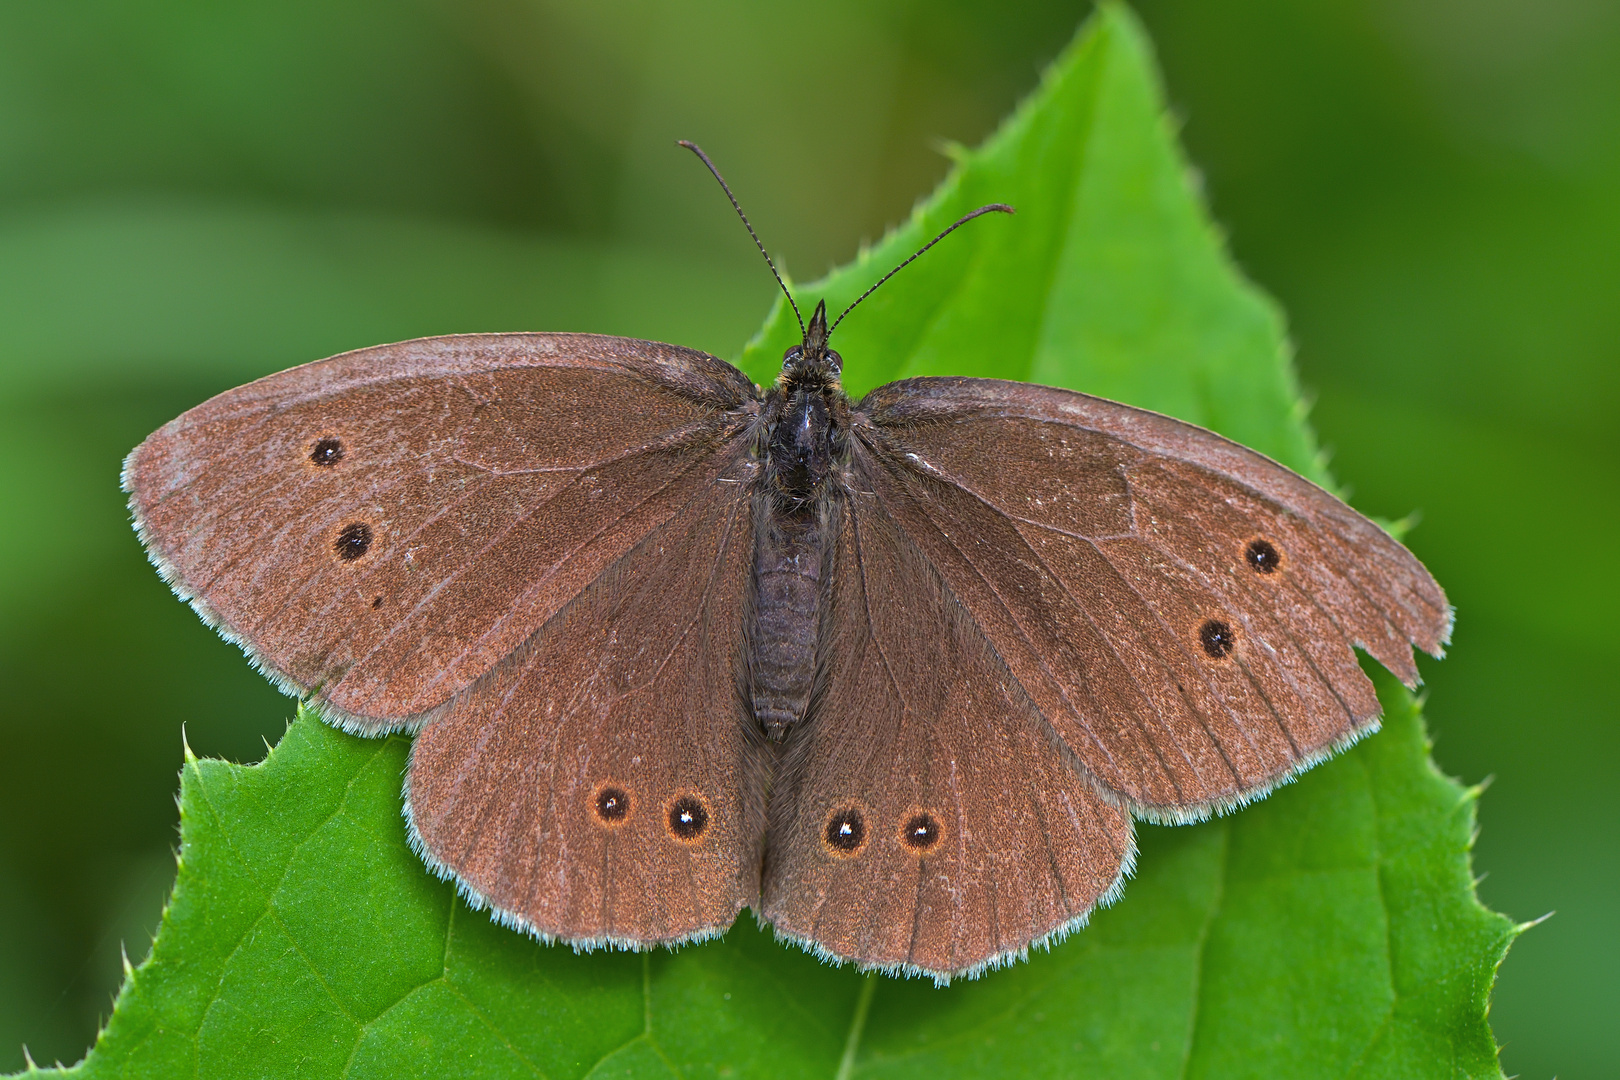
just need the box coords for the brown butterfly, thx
[123,144,1449,982]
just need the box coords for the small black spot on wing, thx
[900,812,941,854]
[310,437,345,467]
[1246,538,1282,574]
[334,522,373,561]
[1199,619,1236,658]
[667,795,710,843]
[823,807,867,857]
[593,784,631,826]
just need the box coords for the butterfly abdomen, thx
[747,503,828,741]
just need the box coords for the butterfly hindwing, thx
[406,441,767,947]
[759,459,1134,978]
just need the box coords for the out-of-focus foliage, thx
[0,0,1611,1076]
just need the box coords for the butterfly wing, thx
[759,470,1134,979]
[851,376,1451,819]
[406,455,766,947]
[123,333,758,731]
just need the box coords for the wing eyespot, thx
[1245,538,1283,574]
[899,811,942,854]
[309,437,345,467]
[592,783,632,826]
[666,794,710,844]
[1199,618,1236,659]
[333,522,373,561]
[822,807,868,857]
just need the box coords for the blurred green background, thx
[0,1,1612,1076]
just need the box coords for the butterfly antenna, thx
[678,140,805,339]
[830,204,1014,334]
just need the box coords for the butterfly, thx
[124,145,1449,982]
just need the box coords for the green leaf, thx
[25,7,1514,1078]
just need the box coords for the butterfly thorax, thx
[748,309,851,741]
[762,377,846,507]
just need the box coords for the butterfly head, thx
[780,299,843,386]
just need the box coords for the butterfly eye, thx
[593,784,631,825]
[309,437,345,467]
[666,795,711,843]
[1199,619,1236,659]
[1245,538,1282,574]
[333,522,373,561]
[823,807,867,857]
[900,812,942,853]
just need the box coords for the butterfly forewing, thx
[761,471,1134,978]
[407,452,766,947]
[123,333,757,730]
[851,376,1450,819]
